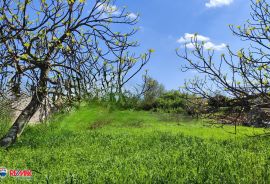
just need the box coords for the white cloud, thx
[205,0,234,8]
[177,33,210,43]
[203,42,227,51]
[185,43,197,49]
[127,13,138,19]
[177,33,226,51]
[96,3,137,20]
[97,2,120,15]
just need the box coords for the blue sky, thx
[116,0,252,90]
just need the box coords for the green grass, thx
[0,103,270,183]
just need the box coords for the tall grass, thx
[0,104,269,183]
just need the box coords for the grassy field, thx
[0,103,270,183]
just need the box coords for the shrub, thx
[208,94,230,111]
[156,91,187,114]
[141,77,165,110]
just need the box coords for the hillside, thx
[0,103,270,183]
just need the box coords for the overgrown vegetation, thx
[0,104,269,183]
[1,0,270,182]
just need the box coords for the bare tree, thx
[0,0,152,147]
[177,0,270,126]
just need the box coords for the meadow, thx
[0,103,270,183]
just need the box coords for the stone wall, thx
[11,95,50,124]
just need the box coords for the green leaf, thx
[237,50,243,58]
[20,54,28,59]
[149,49,155,53]
[24,43,30,47]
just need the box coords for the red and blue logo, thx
[9,170,32,177]
[0,168,7,178]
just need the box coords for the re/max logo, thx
[9,170,32,177]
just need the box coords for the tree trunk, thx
[0,68,49,148]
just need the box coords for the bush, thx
[156,91,187,114]
[141,77,165,110]
[141,90,198,116]
[208,94,230,111]
[118,94,141,110]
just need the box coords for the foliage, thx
[0,104,269,183]
[0,0,152,147]
[141,77,165,110]
[155,90,188,114]
[141,89,205,116]
[208,94,230,108]
[117,93,142,110]
[0,0,151,100]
